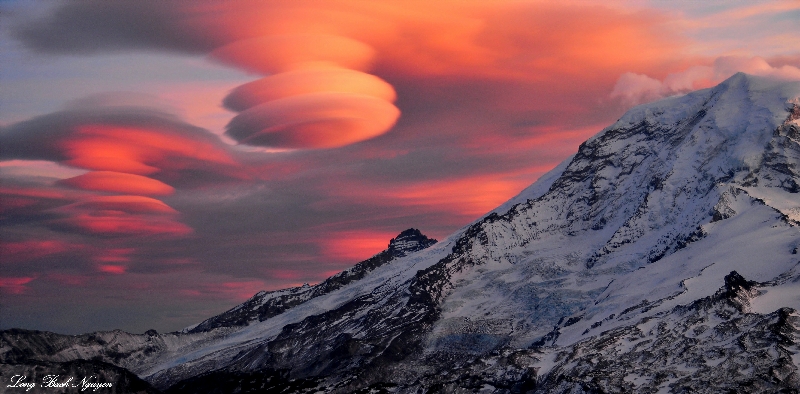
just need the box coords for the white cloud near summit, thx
[611,56,800,106]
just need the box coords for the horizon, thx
[1,0,799,335]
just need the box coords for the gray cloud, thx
[10,1,222,55]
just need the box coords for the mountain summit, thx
[2,73,799,393]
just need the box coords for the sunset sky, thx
[1,0,799,334]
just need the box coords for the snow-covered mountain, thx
[2,73,799,393]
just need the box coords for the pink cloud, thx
[97,265,127,275]
[0,276,37,294]
[0,240,74,264]
[321,230,398,264]
[59,171,175,196]
[94,248,135,264]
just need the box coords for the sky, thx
[1,0,799,334]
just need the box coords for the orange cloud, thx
[227,92,400,149]
[205,1,681,149]
[214,36,399,149]
[355,2,682,81]
[1,106,251,243]
[394,177,529,218]
[223,68,396,112]
[12,1,687,151]
[210,34,376,74]
[60,171,175,196]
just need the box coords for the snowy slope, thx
[428,73,800,352]
[3,73,799,393]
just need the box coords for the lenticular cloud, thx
[213,34,400,149]
[0,103,241,237]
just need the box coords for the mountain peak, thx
[610,73,799,135]
[388,228,438,257]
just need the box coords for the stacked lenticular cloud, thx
[213,34,400,149]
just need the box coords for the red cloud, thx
[0,276,36,294]
[321,230,398,264]
[60,171,175,196]
[98,265,127,274]
[0,107,243,182]
[51,214,192,237]
[61,124,237,175]
[49,196,191,237]
[0,186,76,214]
[1,105,248,243]
[0,240,74,264]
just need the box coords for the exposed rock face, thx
[2,74,799,393]
[533,272,799,394]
